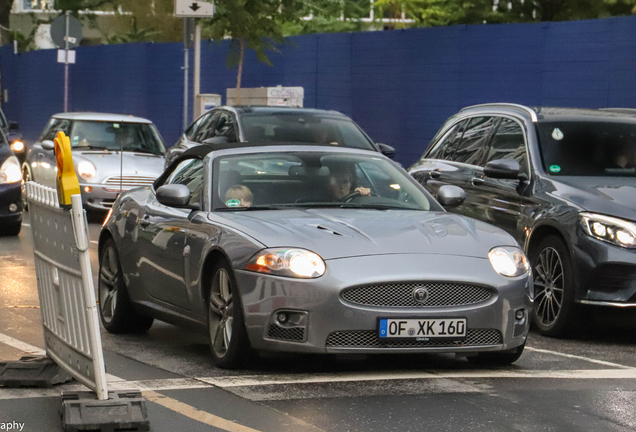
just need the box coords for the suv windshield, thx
[241,113,376,151]
[537,121,636,176]
[70,121,166,155]
[213,152,438,211]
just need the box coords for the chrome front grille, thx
[103,175,156,191]
[341,282,492,308]
[325,329,502,348]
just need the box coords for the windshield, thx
[212,151,439,211]
[537,121,636,176]
[241,113,376,151]
[70,121,166,155]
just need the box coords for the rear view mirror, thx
[41,140,55,151]
[377,143,395,159]
[484,159,521,179]
[8,121,19,131]
[156,184,191,208]
[437,185,466,207]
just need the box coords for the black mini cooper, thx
[408,103,636,337]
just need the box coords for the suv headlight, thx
[489,246,530,277]
[245,248,326,278]
[581,212,636,249]
[77,161,96,181]
[0,156,21,184]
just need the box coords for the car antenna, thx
[120,127,123,196]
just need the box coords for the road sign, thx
[50,14,82,49]
[175,0,215,17]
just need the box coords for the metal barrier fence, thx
[26,181,108,400]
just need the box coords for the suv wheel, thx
[531,235,577,337]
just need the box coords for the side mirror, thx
[8,121,19,131]
[377,143,395,159]
[202,136,229,145]
[437,185,466,207]
[41,140,55,151]
[484,159,521,180]
[156,184,191,208]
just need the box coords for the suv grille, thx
[325,329,502,348]
[341,282,492,308]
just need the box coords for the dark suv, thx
[408,103,636,337]
[165,106,395,167]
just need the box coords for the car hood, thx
[210,209,518,260]
[72,150,165,183]
[548,177,636,221]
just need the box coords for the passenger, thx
[327,166,370,201]
[225,185,253,208]
[613,143,636,169]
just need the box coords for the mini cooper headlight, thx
[581,212,636,249]
[245,248,326,278]
[0,156,21,184]
[77,161,96,181]
[489,246,530,277]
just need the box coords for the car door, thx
[465,117,531,242]
[136,158,204,310]
[409,119,469,198]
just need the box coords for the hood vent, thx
[312,224,345,236]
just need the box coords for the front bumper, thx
[79,183,134,211]
[0,181,22,222]
[234,254,532,354]
[573,232,636,305]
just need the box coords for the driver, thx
[327,165,370,201]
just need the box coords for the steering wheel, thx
[342,190,379,203]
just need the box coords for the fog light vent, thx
[267,324,305,342]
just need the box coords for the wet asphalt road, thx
[1,211,636,432]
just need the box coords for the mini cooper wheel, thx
[98,239,153,333]
[531,235,577,337]
[207,260,252,369]
[0,221,21,236]
[21,164,31,211]
[468,343,525,366]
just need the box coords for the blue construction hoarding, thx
[2,15,636,166]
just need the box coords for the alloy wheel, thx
[21,166,30,210]
[209,268,234,359]
[533,246,564,327]
[99,245,119,323]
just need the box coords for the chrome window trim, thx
[460,103,538,123]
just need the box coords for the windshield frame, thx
[207,147,442,213]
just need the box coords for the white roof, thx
[52,112,154,124]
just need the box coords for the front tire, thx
[207,260,252,369]
[98,238,153,333]
[21,164,31,211]
[531,235,577,337]
[0,221,21,236]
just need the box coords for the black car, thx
[408,103,636,337]
[0,131,22,236]
[165,106,395,167]
[0,107,24,164]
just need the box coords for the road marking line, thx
[144,390,262,432]
[90,240,98,244]
[0,333,264,432]
[22,223,30,227]
[525,346,633,369]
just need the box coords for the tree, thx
[104,0,183,44]
[204,0,305,99]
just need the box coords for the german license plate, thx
[378,318,467,341]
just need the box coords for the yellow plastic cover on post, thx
[54,131,80,206]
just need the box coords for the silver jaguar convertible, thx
[99,144,533,369]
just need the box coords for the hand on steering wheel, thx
[342,188,378,203]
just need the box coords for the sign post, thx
[51,12,82,112]
[175,1,215,122]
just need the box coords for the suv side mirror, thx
[377,143,395,159]
[202,136,229,145]
[156,184,191,208]
[437,185,466,207]
[484,159,521,180]
[41,140,55,151]
[8,121,19,131]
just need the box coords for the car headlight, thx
[10,141,24,152]
[581,212,636,249]
[245,248,326,278]
[77,161,96,181]
[0,156,21,184]
[488,246,530,277]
